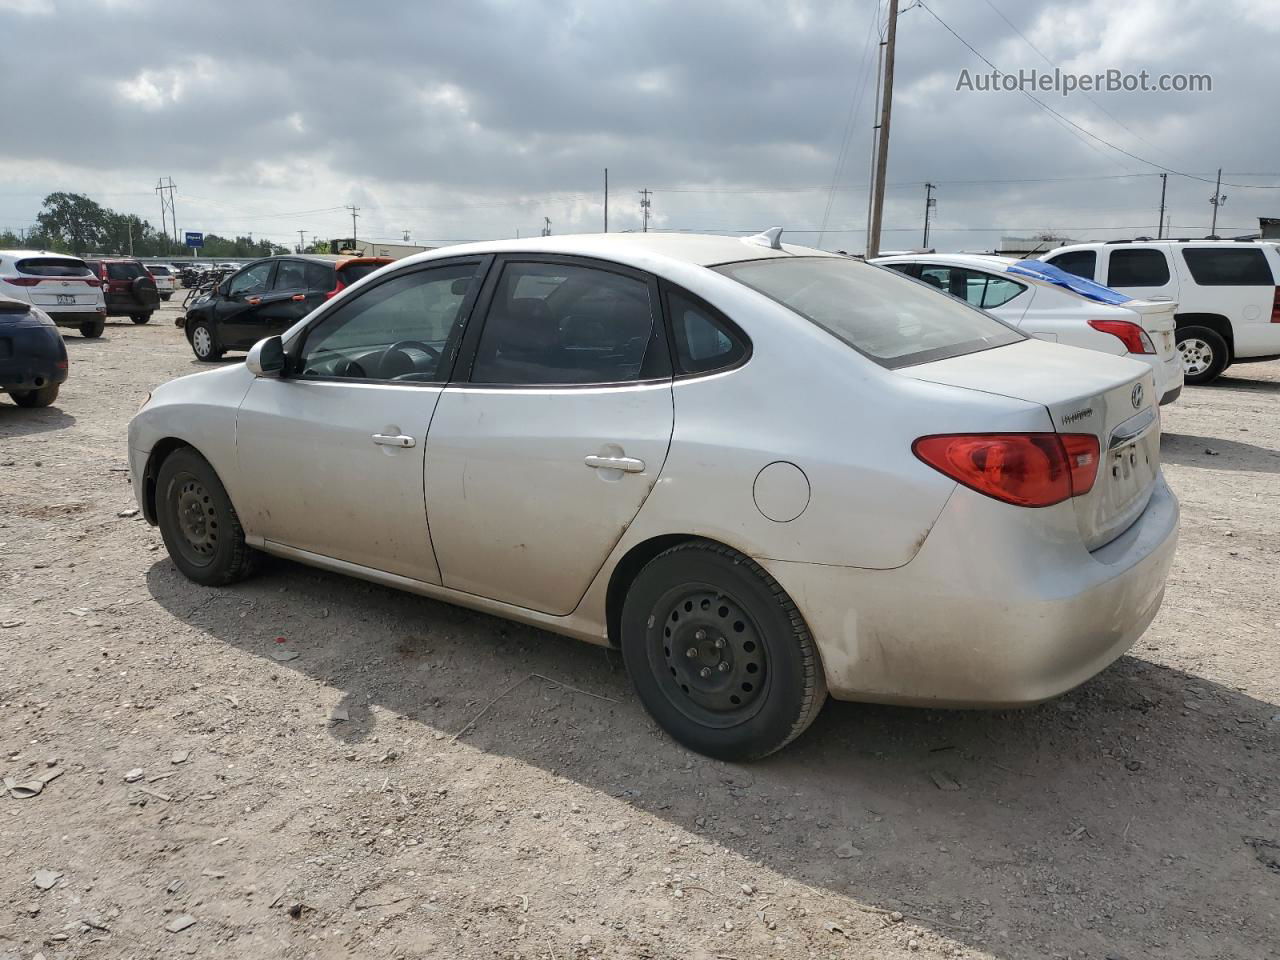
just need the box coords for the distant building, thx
[997,234,1076,257]
[1259,217,1280,240]
[329,238,437,259]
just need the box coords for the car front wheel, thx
[189,320,223,361]
[155,447,256,586]
[9,384,59,408]
[620,541,827,761]
[1176,326,1229,385]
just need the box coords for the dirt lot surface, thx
[1,301,1278,960]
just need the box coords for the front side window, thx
[1181,247,1274,286]
[228,261,274,298]
[471,262,657,385]
[1045,249,1097,281]
[716,257,1023,368]
[1107,249,1170,286]
[297,263,480,382]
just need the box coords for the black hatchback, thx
[0,296,68,407]
[181,254,392,361]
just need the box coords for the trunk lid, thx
[903,339,1160,550]
[1124,298,1178,362]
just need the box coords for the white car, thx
[146,264,176,300]
[874,253,1184,406]
[129,231,1178,759]
[0,249,107,338]
[1041,239,1280,384]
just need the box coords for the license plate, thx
[56,294,75,305]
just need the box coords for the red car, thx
[83,257,160,324]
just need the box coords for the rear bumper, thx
[0,326,69,390]
[43,307,104,328]
[761,476,1180,707]
[1141,350,1184,405]
[104,293,159,315]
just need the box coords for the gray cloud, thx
[1,0,1276,251]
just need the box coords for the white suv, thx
[1041,239,1280,384]
[0,250,108,338]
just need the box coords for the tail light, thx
[1088,319,1155,354]
[2,276,40,286]
[85,277,101,287]
[1271,287,1280,323]
[324,277,346,300]
[913,433,1100,508]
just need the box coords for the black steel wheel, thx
[156,447,256,586]
[621,541,827,760]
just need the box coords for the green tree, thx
[35,192,109,254]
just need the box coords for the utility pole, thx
[297,229,307,253]
[1157,173,1168,239]
[541,217,552,237]
[346,204,360,243]
[866,0,899,259]
[155,177,177,249]
[1208,168,1226,236]
[127,220,134,256]
[639,188,651,232]
[604,168,609,233]
[402,230,410,242]
[922,182,936,249]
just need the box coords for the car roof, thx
[874,253,1019,270]
[394,232,838,274]
[0,249,88,261]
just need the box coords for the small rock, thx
[1204,448,1219,456]
[33,870,61,890]
[909,938,921,951]
[171,750,191,765]
[823,920,844,934]
[329,704,350,723]
[1125,760,1142,772]
[723,920,733,931]
[123,768,144,783]
[931,770,962,791]
[165,914,196,933]
[270,648,299,663]
[889,910,905,923]
[1,619,24,629]
[834,842,861,859]
[740,883,754,895]
[118,508,139,518]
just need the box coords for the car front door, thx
[215,261,277,348]
[235,258,488,581]
[244,258,318,341]
[424,256,674,615]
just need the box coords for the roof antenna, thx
[743,226,784,250]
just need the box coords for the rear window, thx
[1181,247,1274,286]
[1045,249,1096,281]
[148,265,171,276]
[715,257,1023,369]
[1107,249,1170,287]
[337,261,387,285]
[106,261,146,280]
[16,257,91,278]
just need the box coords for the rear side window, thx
[715,257,1023,369]
[16,257,91,278]
[1107,249,1170,286]
[471,261,660,385]
[303,261,335,291]
[665,287,748,374]
[274,260,308,290]
[106,261,145,280]
[1045,250,1097,281]
[1181,248,1274,286]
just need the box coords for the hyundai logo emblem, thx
[1131,383,1144,409]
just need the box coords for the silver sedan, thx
[128,231,1179,759]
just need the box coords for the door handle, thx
[291,294,306,301]
[372,433,416,448]
[584,454,645,473]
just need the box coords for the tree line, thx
[0,192,290,260]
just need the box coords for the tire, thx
[131,313,152,325]
[155,447,256,587]
[620,541,827,761]
[9,384,59,408]
[188,320,223,361]
[1176,326,1229,385]
[161,293,172,301]
[79,319,105,338]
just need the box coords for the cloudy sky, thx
[2,0,1278,253]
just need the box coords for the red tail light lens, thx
[2,276,41,286]
[1271,287,1280,323]
[913,433,1100,508]
[324,277,346,300]
[1088,318,1155,354]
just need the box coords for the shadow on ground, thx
[1162,432,1280,473]
[145,556,1280,959]
[0,401,75,437]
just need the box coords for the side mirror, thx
[246,336,285,378]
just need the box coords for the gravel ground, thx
[1,301,1278,960]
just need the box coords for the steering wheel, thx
[377,340,440,379]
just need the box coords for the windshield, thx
[715,256,1024,368]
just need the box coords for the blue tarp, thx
[1007,259,1132,304]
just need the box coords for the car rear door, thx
[424,255,674,615]
[235,257,490,581]
[1098,247,1178,307]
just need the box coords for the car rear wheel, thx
[189,320,223,361]
[9,384,59,408]
[160,294,172,301]
[1176,326,1229,385]
[79,319,105,338]
[131,313,152,325]
[156,447,256,586]
[620,541,827,760]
